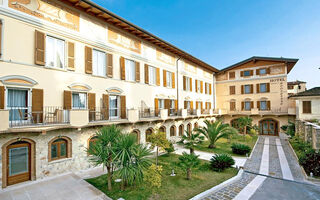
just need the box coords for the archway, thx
[259,118,279,136]
[179,124,184,136]
[159,126,166,134]
[170,125,176,137]
[145,128,154,142]
[187,123,192,136]
[131,129,140,144]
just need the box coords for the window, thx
[169,100,175,115]
[230,101,236,111]
[260,83,267,93]
[244,101,251,110]
[302,101,311,114]
[125,59,135,81]
[146,128,153,142]
[109,95,119,118]
[230,86,236,95]
[260,101,267,110]
[46,36,65,69]
[244,85,252,94]
[288,85,294,90]
[92,49,106,76]
[259,68,267,75]
[72,92,87,109]
[206,83,210,94]
[196,80,201,93]
[197,101,202,110]
[185,101,191,109]
[229,72,235,79]
[186,77,191,91]
[243,70,251,76]
[158,99,164,109]
[149,66,156,85]
[170,126,176,137]
[50,138,68,161]
[7,88,30,121]
[166,71,173,88]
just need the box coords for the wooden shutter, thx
[229,72,235,79]
[241,85,244,94]
[266,67,271,74]
[144,64,149,84]
[200,102,203,111]
[163,70,167,87]
[135,61,140,82]
[256,84,260,93]
[256,69,260,75]
[205,83,207,94]
[107,53,113,77]
[267,101,271,111]
[102,94,109,120]
[67,42,75,70]
[120,96,126,119]
[251,101,254,109]
[200,81,203,93]
[267,83,270,92]
[230,102,235,111]
[32,89,44,123]
[250,84,254,93]
[257,101,260,110]
[183,76,186,90]
[164,99,170,109]
[0,21,2,57]
[0,86,4,109]
[190,78,192,91]
[35,30,45,65]
[303,101,311,113]
[63,91,72,110]
[156,68,160,86]
[190,101,193,109]
[155,98,159,116]
[240,71,244,77]
[250,70,253,76]
[195,80,198,92]
[120,56,125,80]
[175,100,178,111]
[241,102,244,110]
[172,72,175,88]
[230,86,235,95]
[88,93,96,121]
[184,101,187,109]
[85,46,92,74]
[209,84,212,95]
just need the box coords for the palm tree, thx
[114,134,151,190]
[178,152,200,180]
[237,116,253,135]
[177,130,204,154]
[195,120,238,149]
[87,125,121,191]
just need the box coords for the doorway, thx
[259,119,278,136]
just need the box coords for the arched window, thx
[170,125,176,137]
[179,124,184,136]
[194,122,198,129]
[145,128,153,142]
[49,136,72,161]
[132,129,140,144]
[159,126,166,134]
[187,123,192,136]
[88,136,98,155]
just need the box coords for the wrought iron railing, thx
[139,107,158,118]
[89,107,128,122]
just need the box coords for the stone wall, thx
[295,120,320,150]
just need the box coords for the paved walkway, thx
[0,170,110,200]
[200,135,320,200]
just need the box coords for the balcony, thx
[89,107,128,122]
[139,107,159,119]
[187,109,197,116]
[225,108,290,116]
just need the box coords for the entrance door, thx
[7,142,31,185]
[260,119,278,136]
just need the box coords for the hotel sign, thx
[270,78,285,106]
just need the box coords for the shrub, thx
[299,150,320,177]
[210,154,235,172]
[165,142,175,155]
[248,129,257,136]
[144,164,163,188]
[244,135,252,141]
[231,143,251,155]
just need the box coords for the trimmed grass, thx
[86,154,237,200]
[194,134,258,157]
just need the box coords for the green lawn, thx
[86,154,237,200]
[194,134,258,157]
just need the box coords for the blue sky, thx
[93,0,320,88]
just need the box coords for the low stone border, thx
[249,136,259,159]
[189,169,244,200]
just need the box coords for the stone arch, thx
[145,127,154,142]
[48,136,72,161]
[2,138,36,188]
[159,126,166,134]
[131,129,141,144]
[179,124,184,136]
[170,125,176,137]
[259,118,279,136]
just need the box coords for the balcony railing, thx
[139,107,158,119]
[89,107,128,122]
[202,109,211,114]
[9,106,70,127]
[187,109,197,115]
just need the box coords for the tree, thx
[114,134,152,190]
[195,120,238,149]
[177,130,204,154]
[87,125,121,191]
[144,164,163,189]
[178,152,200,180]
[148,130,170,165]
[237,116,253,135]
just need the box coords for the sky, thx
[92,0,320,88]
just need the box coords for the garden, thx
[86,117,256,200]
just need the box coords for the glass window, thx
[50,139,68,161]
[9,146,29,176]
[46,36,65,69]
[260,83,267,93]
[244,85,251,94]
[72,92,87,109]
[197,102,202,109]
[243,70,251,76]
[196,80,201,92]
[158,99,164,109]
[149,66,156,85]
[109,95,119,118]
[206,83,210,94]
[260,101,267,110]
[125,59,136,81]
[7,89,29,121]
[259,68,267,75]
[92,49,106,76]
[166,71,172,87]
[186,77,191,91]
[245,101,251,110]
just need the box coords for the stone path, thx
[200,136,320,200]
[0,172,110,200]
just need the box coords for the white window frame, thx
[196,80,201,93]
[92,49,106,77]
[186,101,191,109]
[109,95,120,119]
[186,77,191,91]
[72,92,87,109]
[45,35,65,69]
[125,59,136,81]
[166,71,172,88]
[158,99,164,109]
[148,65,157,85]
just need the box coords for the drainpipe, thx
[176,57,181,110]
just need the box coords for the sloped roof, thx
[290,87,320,98]
[288,80,306,85]
[218,56,299,74]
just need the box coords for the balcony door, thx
[259,119,278,136]
[7,141,31,185]
[7,88,30,123]
[109,95,119,119]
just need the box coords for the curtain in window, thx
[92,50,106,76]
[149,66,156,85]
[109,96,119,117]
[46,36,65,69]
[7,89,28,121]
[125,59,135,81]
[72,93,86,109]
[166,72,172,87]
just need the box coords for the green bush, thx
[299,150,320,177]
[231,143,251,155]
[210,154,235,172]
[164,142,175,155]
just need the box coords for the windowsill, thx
[91,74,107,79]
[48,157,72,164]
[125,80,137,83]
[44,66,67,72]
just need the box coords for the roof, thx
[218,56,299,74]
[61,0,219,72]
[288,80,307,85]
[290,87,320,98]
